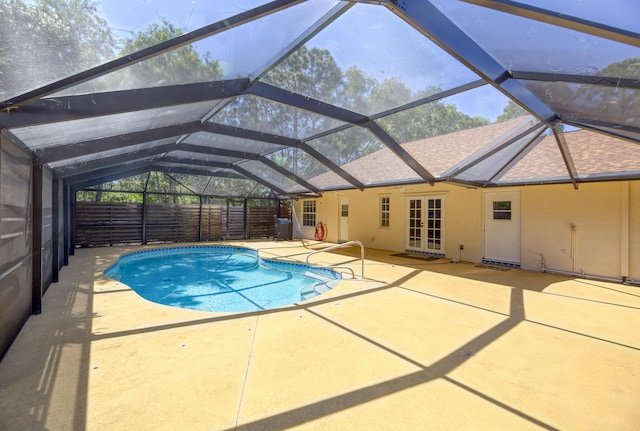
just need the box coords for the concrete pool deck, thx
[1,240,639,430]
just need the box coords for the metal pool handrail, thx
[305,240,364,279]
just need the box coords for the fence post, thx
[243,198,248,239]
[225,198,230,240]
[198,195,203,242]
[52,176,59,283]
[70,191,76,255]
[63,184,69,265]
[142,191,147,245]
[31,157,43,315]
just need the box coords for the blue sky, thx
[95,0,640,122]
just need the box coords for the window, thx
[380,196,390,227]
[302,200,316,227]
[493,201,512,220]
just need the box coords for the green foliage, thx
[0,0,117,97]
[117,19,223,87]
[497,100,528,122]
[597,57,640,79]
[524,58,640,126]
[376,89,489,143]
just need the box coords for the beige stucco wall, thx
[292,180,639,281]
[522,183,620,278]
[293,183,484,261]
[628,181,640,282]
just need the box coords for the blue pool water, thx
[104,246,341,312]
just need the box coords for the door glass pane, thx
[426,198,442,250]
[493,200,512,220]
[408,199,422,248]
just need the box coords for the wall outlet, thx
[459,244,464,250]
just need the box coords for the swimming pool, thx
[104,246,341,312]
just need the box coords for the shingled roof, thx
[298,117,640,192]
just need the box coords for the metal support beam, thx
[201,122,302,147]
[201,122,363,190]
[443,121,546,179]
[154,165,245,179]
[509,71,640,90]
[299,143,364,190]
[0,0,304,110]
[371,79,488,120]
[247,82,368,124]
[233,165,289,196]
[159,157,291,196]
[51,176,60,283]
[387,0,555,123]
[485,133,546,185]
[155,158,290,195]
[561,118,640,143]
[2,81,249,129]
[178,144,261,161]
[258,157,320,194]
[462,0,640,48]
[160,156,234,169]
[68,163,152,189]
[39,122,202,163]
[31,157,43,315]
[170,144,319,193]
[54,144,176,176]
[365,121,435,184]
[62,184,69,266]
[552,123,579,189]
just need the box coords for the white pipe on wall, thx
[570,222,576,274]
[541,253,623,284]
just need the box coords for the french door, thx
[406,196,445,254]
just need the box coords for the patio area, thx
[1,241,639,431]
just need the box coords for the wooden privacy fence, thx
[75,201,290,247]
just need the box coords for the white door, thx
[483,190,521,265]
[406,196,445,254]
[339,197,349,243]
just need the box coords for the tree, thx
[579,57,640,124]
[519,58,640,126]
[0,0,117,99]
[497,100,528,122]
[116,19,223,87]
[220,46,345,178]
[375,84,489,144]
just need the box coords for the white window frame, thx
[302,200,317,227]
[380,196,390,228]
